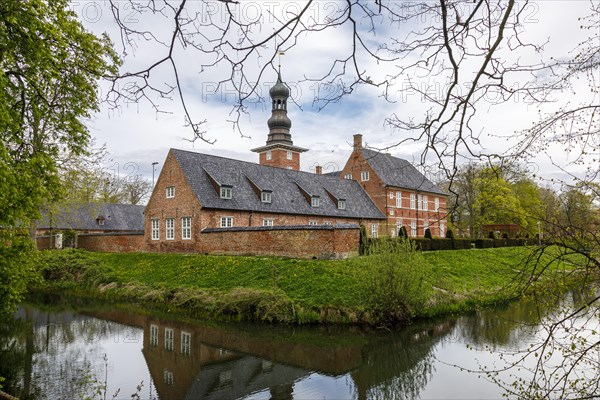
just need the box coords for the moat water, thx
[1,290,598,399]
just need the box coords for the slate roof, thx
[362,148,447,196]
[38,203,145,231]
[172,149,385,219]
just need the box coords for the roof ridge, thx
[172,148,344,179]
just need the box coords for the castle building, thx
[142,72,447,257]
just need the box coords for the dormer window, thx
[261,191,272,203]
[96,215,105,226]
[311,196,320,207]
[338,199,346,210]
[166,186,175,198]
[220,186,232,199]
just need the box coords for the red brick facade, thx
[258,148,301,170]
[143,149,376,257]
[200,226,359,259]
[341,135,448,238]
[37,233,144,252]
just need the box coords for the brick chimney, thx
[315,165,322,175]
[353,134,363,152]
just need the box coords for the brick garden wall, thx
[77,233,145,253]
[199,225,360,259]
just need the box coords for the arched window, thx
[277,99,282,109]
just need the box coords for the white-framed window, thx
[150,324,159,347]
[371,223,378,238]
[424,220,429,231]
[220,186,232,199]
[389,192,394,199]
[344,173,352,180]
[417,194,423,210]
[410,220,417,237]
[397,219,403,235]
[308,220,317,225]
[435,197,440,211]
[338,199,346,210]
[164,369,174,385]
[266,150,272,160]
[181,332,191,356]
[440,222,445,237]
[165,328,174,351]
[396,191,402,208]
[423,195,429,211]
[151,219,160,240]
[261,191,272,203]
[166,218,174,240]
[287,166,293,170]
[390,209,394,216]
[287,150,293,160]
[182,217,191,240]
[410,193,416,209]
[361,171,369,181]
[311,196,320,207]
[323,221,333,226]
[220,217,233,228]
[166,186,175,198]
[262,218,274,227]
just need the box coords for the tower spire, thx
[250,70,308,170]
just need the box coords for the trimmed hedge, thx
[411,238,431,251]
[452,239,473,250]
[475,239,494,248]
[431,238,453,251]
[494,239,509,248]
[365,236,536,253]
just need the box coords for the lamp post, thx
[152,162,159,186]
[537,221,541,246]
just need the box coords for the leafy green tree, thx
[0,0,118,312]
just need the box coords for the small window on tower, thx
[266,150,272,160]
[287,150,292,160]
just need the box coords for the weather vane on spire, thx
[277,50,285,72]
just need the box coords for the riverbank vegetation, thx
[32,243,589,326]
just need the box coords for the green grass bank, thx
[31,244,588,326]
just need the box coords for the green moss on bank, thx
[32,246,585,325]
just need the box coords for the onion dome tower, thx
[251,71,307,171]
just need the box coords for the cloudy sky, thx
[73,1,597,187]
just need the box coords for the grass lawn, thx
[35,245,583,324]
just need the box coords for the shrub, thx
[37,249,103,282]
[355,239,428,325]
[445,229,455,239]
[359,224,368,255]
[424,228,432,239]
[399,225,408,239]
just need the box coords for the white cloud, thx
[78,1,596,186]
